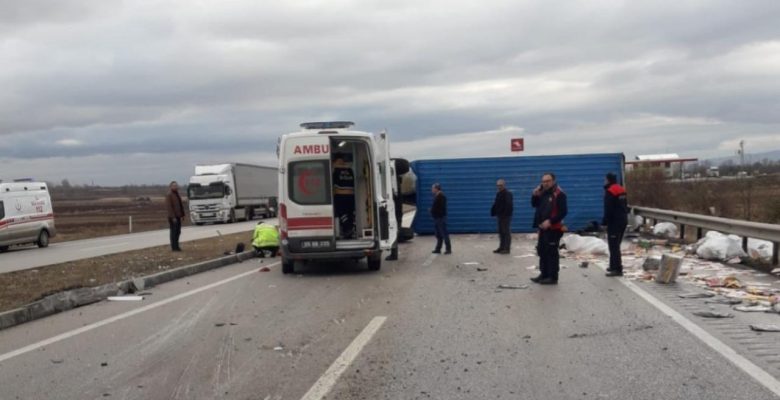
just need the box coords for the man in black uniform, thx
[491,178,514,254]
[603,172,628,277]
[430,183,451,254]
[530,173,568,285]
[332,155,355,239]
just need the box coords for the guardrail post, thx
[129,216,133,233]
[773,242,779,266]
[697,227,703,240]
[680,224,685,240]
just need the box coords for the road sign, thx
[511,138,524,152]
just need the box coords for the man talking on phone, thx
[530,173,568,285]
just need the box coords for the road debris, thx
[215,323,226,327]
[693,311,733,319]
[107,296,144,302]
[656,254,683,284]
[704,298,743,305]
[734,305,771,313]
[652,222,678,238]
[497,284,529,290]
[477,267,489,272]
[562,235,608,255]
[695,231,746,261]
[750,324,780,332]
[50,359,64,364]
[273,346,284,351]
[678,292,716,299]
[642,256,662,271]
[259,267,271,272]
[579,262,589,268]
[463,262,480,266]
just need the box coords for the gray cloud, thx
[2,0,780,184]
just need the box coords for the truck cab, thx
[188,163,278,224]
[188,165,237,224]
[277,121,403,273]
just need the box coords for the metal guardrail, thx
[632,206,780,266]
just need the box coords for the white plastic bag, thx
[652,222,678,238]
[695,231,746,261]
[562,234,609,255]
[747,239,773,262]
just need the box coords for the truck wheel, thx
[0,245,9,253]
[367,253,382,271]
[37,230,50,248]
[282,258,294,274]
[195,222,205,226]
[228,210,236,223]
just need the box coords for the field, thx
[49,186,190,243]
[628,171,780,224]
[0,230,253,313]
[51,197,185,243]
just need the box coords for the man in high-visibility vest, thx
[252,222,280,258]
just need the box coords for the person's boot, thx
[605,269,623,277]
[493,248,502,253]
[497,249,510,254]
[432,249,441,254]
[530,275,544,283]
[538,277,558,285]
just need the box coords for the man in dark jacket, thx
[603,172,628,277]
[530,173,568,284]
[165,181,186,252]
[491,179,514,254]
[430,183,451,254]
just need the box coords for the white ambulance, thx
[0,181,56,252]
[276,121,409,274]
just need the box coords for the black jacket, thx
[531,185,567,230]
[431,192,447,219]
[603,183,628,227]
[491,189,514,218]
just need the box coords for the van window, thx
[289,160,331,205]
[0,201,4,219]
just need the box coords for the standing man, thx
[491,179,514,254]
[430,183,452,254]
[165,181,186,252]
[530,173,567,284]
[603,172,628,277]
[332,155,356,239]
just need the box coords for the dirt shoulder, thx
[0,230,254,313]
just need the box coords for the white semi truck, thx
[187,163,278,225]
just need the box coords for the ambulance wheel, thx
[0,246,8,253]
[282,258,294,274]
[195,222,205,226]
[37,230,50,248]
[367,253,382,271]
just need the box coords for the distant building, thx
[626,153,699,179]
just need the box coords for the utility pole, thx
[738,140,746,167]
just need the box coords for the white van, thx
[277,121,408,274]
[0,182,56,252]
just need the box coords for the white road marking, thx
[597,263,780,396]
[300,316,387,400]
[0,262,278,364]
[422,253,437,267]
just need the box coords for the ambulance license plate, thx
[301,240,331,249]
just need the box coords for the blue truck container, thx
[411,153,625,234]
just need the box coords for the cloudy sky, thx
[2,0,780,185]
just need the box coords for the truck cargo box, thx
[411,153,624,234]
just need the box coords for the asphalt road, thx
[0,219,268,273]
[1,233,778,399]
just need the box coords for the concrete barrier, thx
[0,251,256,331]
